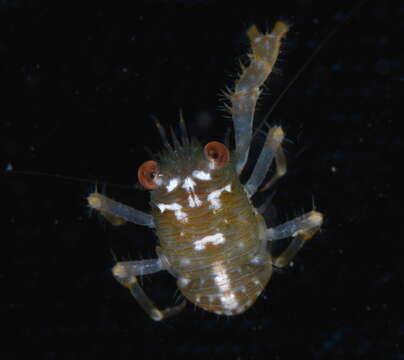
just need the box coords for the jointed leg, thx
[266,211,323,268]
[258,142,287,193]
[112,259,186,321]
[229,22,289,175]
[244,126,285,197]
[88,192,154,228]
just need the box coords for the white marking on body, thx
[207,184,232,210]
[188,194,202,208]
[192,170,211,181]
[254,36,262,43]
[253,278,261,286]
[157,202,181,212]
[237,241,245,249]
[194,233,226,251]
[250,255,263,265]
[213,263,231,291]
[178,278,190,288]
[156,202,188,223]
[174,210,188,223]
[166,178,179,192]
[212,262,239,311]
[182,176,196,191]
[220,293,238,311]
[183,176,203,208]
[154,174,164,186]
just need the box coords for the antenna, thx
[252,0,370,139]
[4,169,135,190]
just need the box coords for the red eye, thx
[138,160,160,190]
[204,141,230,169]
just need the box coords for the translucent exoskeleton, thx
[88,21,323,321]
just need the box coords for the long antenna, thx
[252,0,369,139]
[4,1,369,191]
[4,169,134,190]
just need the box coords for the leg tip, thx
[112,263,126,278]
[87,192,102,210]
[266,127,284,148]
[309,211,324,227]
[112,263,137,288]
[150,309,164,321]
[273,21,289,38]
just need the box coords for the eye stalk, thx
[138,160,160,190]
[204,141,230,170]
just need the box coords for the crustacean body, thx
[88,22,323,320]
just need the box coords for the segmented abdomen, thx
[151,168,271,315]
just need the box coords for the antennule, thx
[179,109,189,146]
[150,115,172,150]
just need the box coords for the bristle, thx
[179,109,189,146]
[156,136,204,176]
[150,115,172,150]
[170,126,182,150]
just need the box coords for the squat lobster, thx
[88,22,323,321]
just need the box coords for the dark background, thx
[2,0,399,358]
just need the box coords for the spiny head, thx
[137,120,232,203]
